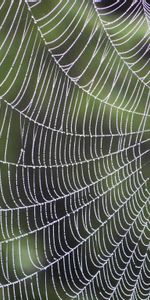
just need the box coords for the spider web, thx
[0,0,150,299]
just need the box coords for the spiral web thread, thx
[0,0,150,299]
